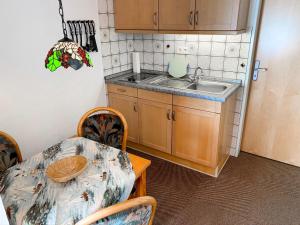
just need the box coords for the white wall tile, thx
[107,0,114,13]
[119,41,127,53]
[164,34,175,40]
[99,14,108,28]
[144,40,153,52]
[111,55,120,67]
[120,53,128,65]
[187,42,198,55]
[108,13,114,27]
[153,41,163,52]
[187,35,198,42]
[133,40,143,51]
[198,42,211,55]
[154,53,163,65]
[225,43,241,57]
[238,58,248,73]
[198,56,210,70]
[144,52,154,64]
[109,28,118,41]
[187,55,198,68]
[211,42,226,56]
[143,34,153,40]
[100,29,110,42]
[226,35,242,43]
[210,70,223,78]
[198,35,212,42]
[224,58,239,72]
[98,0,107,13]
[101,43,111,56]
[110,42,119,54]
[164,41,175,53]
[212,35,226,42]
[102,56,112,69]
[175,35,186,41]
[210,57,224,70]
[127,40,134,51]
[240,43,250,58]
[164,54,174,66]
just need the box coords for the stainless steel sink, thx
[187,82,228,93]
[150,77,231,94]
[152,78,191,89]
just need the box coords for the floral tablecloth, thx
[0,137,136,225]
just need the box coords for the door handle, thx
[172,111,176,121]
[153,12,158,26]
[195,10,199,25]
[253,60,268,81]
[189,11,194,26]
[167,109,171,120]
[133,103,138,112]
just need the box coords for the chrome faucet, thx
[190,67,204,84]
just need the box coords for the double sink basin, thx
[148,76,231,95]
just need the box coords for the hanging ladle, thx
[67,21,74,41]
[88,20,98,52]
[83,21,90,51]
[77,21,83,47]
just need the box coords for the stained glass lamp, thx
[45,0,92,72]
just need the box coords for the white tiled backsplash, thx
[98,0,253,155]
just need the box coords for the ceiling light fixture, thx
[45,0,93,72]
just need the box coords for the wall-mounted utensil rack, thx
[67,20,98,52]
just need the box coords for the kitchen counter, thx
[105,70,241,102]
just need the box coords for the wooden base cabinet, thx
[172,106,220,167]
[138,99,172,154]
[107,84,236,177]
[108,93,139,143]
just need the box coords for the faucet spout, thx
[190,67,204,84]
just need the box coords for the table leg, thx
[136,171,147,197]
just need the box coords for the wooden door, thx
[138,99,172,153]
[108,93,139,143]
[114,0,158,30]
[242,0,300,166]
[195,0,249,31]
[172,106,220,167]
[159,0,195,30]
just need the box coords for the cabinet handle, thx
[153,12,158,26]
[172,111,176,121]
[167,109,171,120]
[133,103,138,112]
[195,10,199,25]
[117,88,126,93]
[189,11,194,26]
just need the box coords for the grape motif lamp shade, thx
[45,0,93,72]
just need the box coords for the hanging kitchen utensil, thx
[72,21,79,43]
[77,21,83,47]
[88,20,98,52]
[83,21,91,51]
[67,21,74,41]
[44,0,92,72]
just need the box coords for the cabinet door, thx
[172,106,220,167]
[195,0,248,31]
[114,0,158,30]
[108,93,139,143]
[138,99,172,153]
[159,0,195,30]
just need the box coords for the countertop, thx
[105,70,241,102]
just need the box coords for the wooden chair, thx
[0,131,22,172]
[76,196,157,225]
[77,107,128,151]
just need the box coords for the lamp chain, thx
[58,0,68,38]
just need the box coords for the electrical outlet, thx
[176,46,188,55]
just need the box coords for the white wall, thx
[0,0,106,159]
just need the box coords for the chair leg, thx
[135,171,147,197]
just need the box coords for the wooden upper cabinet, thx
[172,106,220,167]
[159,0,195,30]
[138,99,172,154]
[108,93,139,143]
[194,0,250,31]
[114,0,158,30]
